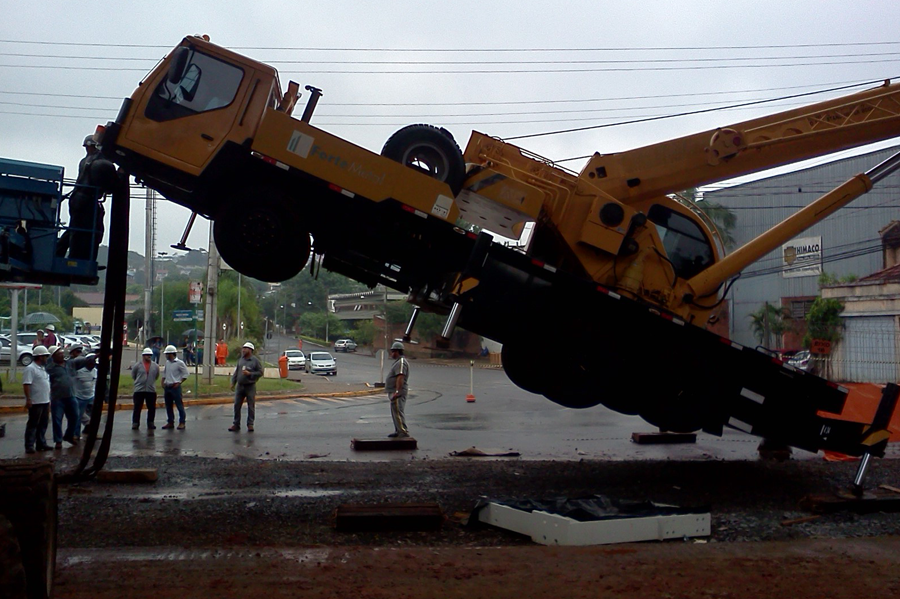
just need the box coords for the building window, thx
[789,298,816,319]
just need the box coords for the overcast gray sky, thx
[2,0,900,259]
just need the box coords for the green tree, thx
[802,298,844,348]
[352,320,375,346]
[748,301,791,347]
[698,201,737,250]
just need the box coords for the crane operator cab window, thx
[647,204,713,280]
[145,48,244,122]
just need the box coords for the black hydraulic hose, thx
[58,170,130,482]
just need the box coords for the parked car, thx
[788,350,811,371]
[305,351,337,376]
[14,332,40,348]
[334,338,357,352]
[283,349,306,370]
[0,335,33,366]
[70,334,101,352]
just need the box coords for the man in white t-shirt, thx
[23,345,52,454]
[73,354,99,437]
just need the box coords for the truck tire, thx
[0,461,57,599]
[381,125,466,195]
[214,190,310,282]
[501,343,547,394]
[0,514,27,599]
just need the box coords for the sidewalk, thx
[0,374,376,415]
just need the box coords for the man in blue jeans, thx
[161,345,189,430]
[45,345,85,449]
[73,353,98,437]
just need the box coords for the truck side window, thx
[647,204,713,280]
[146,50,244,122]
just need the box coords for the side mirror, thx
[168,47,189,83]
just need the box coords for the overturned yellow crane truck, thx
[99,35,900,457]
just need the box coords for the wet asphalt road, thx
[3,337,896,463]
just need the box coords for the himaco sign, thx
[782,236,822,278]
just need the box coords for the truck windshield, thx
[145,49,244,122]
[648,204,713,280]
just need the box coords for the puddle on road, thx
[422,413,489,431]
[119,486,347,501]
[272,489,344,498]
[62,547,331,566]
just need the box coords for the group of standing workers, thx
[23,337,413,452]
[23,343,98,453]
[129,341,262,434]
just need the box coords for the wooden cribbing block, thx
[351,438,417,451]
[334,502,443,532]
[96,469,158,483]
[631,432,697,445]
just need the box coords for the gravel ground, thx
[55,454,900,548]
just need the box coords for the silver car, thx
[0,335,34,366]
[305,351,337,376]
[283,349,306,370]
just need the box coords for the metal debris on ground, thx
[449,447,521,457]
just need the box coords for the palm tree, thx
[748,302,791,348]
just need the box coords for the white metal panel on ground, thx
[842,316,898,383]
[478,502,710,546]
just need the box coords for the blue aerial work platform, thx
[0,156,99,285]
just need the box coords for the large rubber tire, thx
[213,189,310,282]
[0,514,27,599]
[0,461,57,599]
[501,343,548,395]
[381,124,466,194]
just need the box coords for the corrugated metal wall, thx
[704,145,900,349]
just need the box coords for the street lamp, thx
[157,252,167,344]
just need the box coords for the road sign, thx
[810,339,832,355]
[189,281,203,304]
[173,310,193,322]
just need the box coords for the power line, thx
[0,77,875,107]
[2,39,900,51]
[2,58,899,74]
[5,50,900,65]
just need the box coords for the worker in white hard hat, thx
[44,324,57,348]
[229,341,262,432]
[386,341,411,439]
[72,353,98,438]
[130,347,160,431]
[161,344,190,430]
[45,344,86,448]
[23,345,53,454]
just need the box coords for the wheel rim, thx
[400,143,451,182]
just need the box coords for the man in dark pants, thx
[58,134,113,260]
[23,345,52,454]
[229,342,263,432]
[46,345,83,449]
[131,347,160,431]
[161,344,189,430]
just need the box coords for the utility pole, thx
[203,224,219,384]
[143,187,154,345]
[237,272,241,341]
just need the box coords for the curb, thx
[0,388,378,415]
